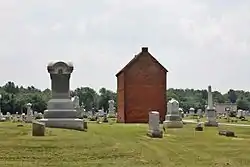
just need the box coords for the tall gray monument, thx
[39,61,86,130]
[204,85,218,127]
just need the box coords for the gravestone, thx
[195,122,203,131]
[197,109,202,117]
[32,121,45,136]
[72,96,82,118]
[21,113,26,122]
[12,113,18,122]
[147,111,163,138]
[108,100,115,117]
[26,103,33,123]
[163,99,183,128]
[0,112,6,122]
[218,130,235,137]
[37,112,43,119]
[79,102,86,118]
[189,108,195,116]
[34,111,38,118]
[103,113,108,123]
[204,85,218,127]
[237,109,246,119]
[5,112,11,121]
[72,96,80,109]
[179,108,184,118]
[39,61,86,131]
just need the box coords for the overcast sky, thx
[0,0,249,93]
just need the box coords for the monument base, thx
[147,130,163,138]
[204,120,218,127]
[43,109,78,118]
[38,118,87,131]
[163,120,183,128]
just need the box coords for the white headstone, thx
[108,100,115,116]
[34,111,38,117]
[26,103,33,123]
[6,112,11,117]
[0,112,5,121]
[5,112,11,120]
[38,112,43,119]
[149,111,160,131]
[72,96,80,109]
[147,111,162,138]
[197,109,202,117]
[189,108,195,115]
[179,108,183,118]
[163,99,183,128]
[237,109,245,118]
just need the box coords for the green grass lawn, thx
[184,116,250,124]
[0,122,250,167]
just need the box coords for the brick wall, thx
[124,52,166,123]
[117,73,125,123]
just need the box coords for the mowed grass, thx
[0,122,250,167]
[185,116,250,124]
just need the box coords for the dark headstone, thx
[195,126,203,131]
[195,123,203,131]
[103,113,108,123]
[103,119,108,123]
[218,130,236,137]
[83,122,88,130]
[32,122,45,136]
[90,117,97,121]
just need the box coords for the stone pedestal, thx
[147,111,163,138]
[205,109,218,127]
[163,99,183,128]
[39,118,85,131]
[38,61,86,131]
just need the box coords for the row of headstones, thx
[72,96,116,118]
[0,104,43,123]
[147,95,220,138]
[147,110,235,138]
[147,99,183,138]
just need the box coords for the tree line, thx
[0,82,116,114]
[167,88,250,111]
[0,81,248,114]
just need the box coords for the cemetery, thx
[0,49,249,166]
[0,122,250,167]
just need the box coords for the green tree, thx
[98,87,116,112]
[74,87,98,111]
[228,89,237,103]
[236,97,249,110]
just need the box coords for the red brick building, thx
[116,47,168,123]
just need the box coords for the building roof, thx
[115,47,168,77]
